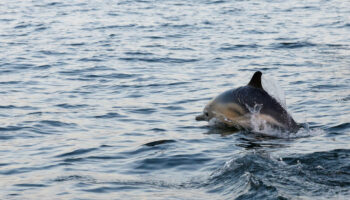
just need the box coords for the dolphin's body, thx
[196,71,299,132]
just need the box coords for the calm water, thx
[1,0,350,199]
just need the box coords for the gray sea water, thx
[1,0,350,199]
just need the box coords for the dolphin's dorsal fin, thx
[248,71,263,89]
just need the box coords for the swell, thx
[206,149,350,198]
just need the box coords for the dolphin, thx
[196,71,300,132]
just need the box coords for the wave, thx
[208,149,350,199]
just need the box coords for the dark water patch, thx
[37,120,76,128]
[123,81,190,89]
[119,143,174,158]
[81,178,196,194]
[166,34,187,38]
[0,81,21,85]
[206,0,226,5]
[126,93,143,98]
[327,123,350,132]
[340,23,350,28]
[129,108,156,114]
[145,35,164,39]
[149,128,166,132]
[79,57,104,62]
[236,137,288,149]
[56,148,98,158]
[0,164,57,175]
[87,155,126,160]
[46,2,63,7]
[239,67,277,72]
[67,42,86,46]
[27,127,58,135]
[324,43,348,48]
[0,105,35,109]
[107,12,119,17]
[0,163,10,167]
[59,66,114,76]
[246,29,276,34]
[0,18,15,22]
[14,23,32,29]
[53,175,95,182]
[28,111,43,116]
[311,84,343,90]
[14,183,47,188]
[144,139,176,147]
[83,185,139,193]
[135,153,212,171]
[34,26,48,32]
[284,6,320,12]
[161,23,192,28]
[231,55,260,60]
[123,132,146,137]
[142,44,165,48]
[219,44,260,51]
[0,126,26,132]
[56,103,88,109]
[272,41,317,49]
[173,98,203,104]
[167,81,189,86]
[0,63,35,71]
[119,57,199,63]
[34,1,65,7]
[38,50,67,56]
[94,112,125,119]
[291,80,306,85]
[337,96,350,102]
[62,157,86,163]
[161,105,184,110]
[169,47,194,51]
[124,51,153,56]
[96,24,136,30]
[0,135,14,140]
[221,8,244,15]
[35,64,51,70]
[84,73,135,79]
[100,144,113,148]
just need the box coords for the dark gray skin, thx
[196,71,300,132]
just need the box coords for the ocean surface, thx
[1,0,349,199]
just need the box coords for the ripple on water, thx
[94,112,126,119]
[35,120,77,128]
[271,41,317,49]
[134,153,212,172]
[56,103,88,109]
[119,57,200,63]
[143,139,176,147]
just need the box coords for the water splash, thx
[262,75,287,109]
[246,103,283,137]
[246,104,324,138]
